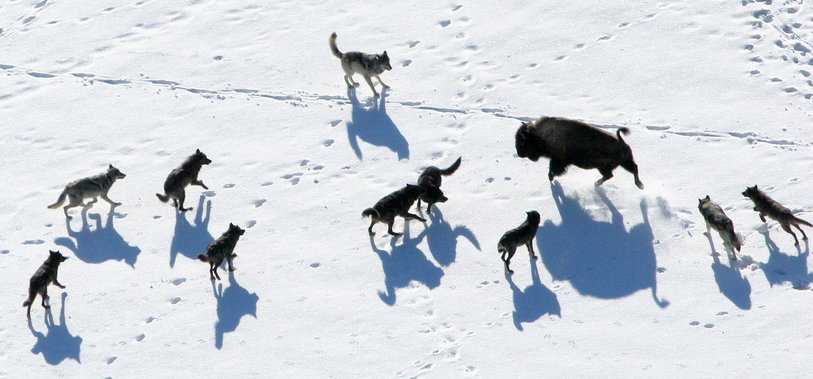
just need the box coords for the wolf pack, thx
[22,33,812,319]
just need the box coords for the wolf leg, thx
[192,179,208,190]
[177,191,192,212]
[387,221,402,237]
[404,212,426,222]
[595,168,614,187]
[363,75,379,97]
[101,193,121,206]
[780,222,800,246]
[526,240,537,259]
[376,74,389,89]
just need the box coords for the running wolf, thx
[329,32,392,97]
[48,165,126,218]
[23,250,68,319]
[363,184,426,236]
[698,195,741,260]
[198,223,245,281]
[743,185,811,246]
[156,149,212,212]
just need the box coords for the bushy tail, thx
[725,228,742,252]
[794,216,813,228]
[23,299,32,307]
[47,190,67,209]
[329,32,343,59]
[497,243,507,254]
[616,127,631,143]
[156,193,169,203]
[197,254,209,262]
[362,208,378,219]
[440,157,462,176]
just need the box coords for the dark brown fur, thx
[23,250,68,319]
[743,185,811,246]
[156,149,212,212]
[515,117,643,189]
[498,211,541,274]
[363,184,426,236]
[416,157,461,215]
[197,223,245,280]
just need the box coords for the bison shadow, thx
[346,87,409,161]
[537,182,668,307]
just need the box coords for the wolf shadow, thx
[537,182,668,307]
[169,195,213,268]
[702,219,753,309]
[505,254,561,331]
[370,224,443,305]
[29,293,82,365]
[759,227,811,290]
[54,207,140,267]
[345,87,409,160]
[423,208,480,267]
[212,271,259,349]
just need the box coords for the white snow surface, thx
[2,0,813,377]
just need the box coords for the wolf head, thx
[380,51,392,71]
[698,195,712,209]
[48,250,69,263]
[228,222,246,237]
[107,164,126,179]
[515,122,542,161]
[526,210,541,225]
[423,186,448,204]
[194,149,213,165]
[742,185,760,199]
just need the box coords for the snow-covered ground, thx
[1,0,813,377]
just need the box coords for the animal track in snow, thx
[135,334,146,342]
[439,20,451,27]
[253,199,267,208]
[0,250,8,254]
[106,356,117,364]
[23,239,45,245]
[169,278,186,286]
[223,183,236,189]
[169,297,181,304]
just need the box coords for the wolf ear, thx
[229,222,234,228]
[109,164,114,169]
[753,184,758,189]
[196,148,201,154]
[383,50,388,57]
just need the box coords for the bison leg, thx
[595,168,614,187]
[548,160,567,182]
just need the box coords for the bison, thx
[515,116,643,189]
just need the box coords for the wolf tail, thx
[497,243,507,254]
[329,32,343,59]
[197,254,209,262]
[725,229,742,252]
[440,157,462,176]
[47,190,67,209]
[22,299,31,307]
[616,127,631,143]
[793,216,813,228]
[156,193,169,203]
[362,208,378,219]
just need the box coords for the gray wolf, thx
[329,32,392,97]
[743,185,811,246]
[417,156,461,215]
[23,250,68,319]
[498,211,541,274]
[515,117,643,189]
[698,195,741,260]
[363,184,426,236]
[48,165,126,218]
[198,223,245,281]
[156,149,212,212]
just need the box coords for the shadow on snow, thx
[29,293,82,365]
[537,182,668,308]
[169,195,213,268]
[505,255,561,331]
[345,87,409,161]
[212,271,259,349]
[54,206,140,267]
